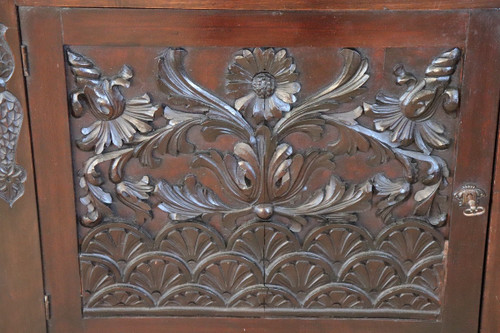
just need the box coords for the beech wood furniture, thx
[1,1,499,333]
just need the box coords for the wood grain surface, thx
[0,1,46,333]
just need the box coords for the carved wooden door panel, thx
[19,7,500,333]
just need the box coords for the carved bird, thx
[0,24,14,89]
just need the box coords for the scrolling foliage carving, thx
[69,46,460,317]
[0,24,26,207]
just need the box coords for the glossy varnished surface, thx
[481,56,500,332]
[14,0,500,10]
[0,1,46,333]
[18,5,500,333]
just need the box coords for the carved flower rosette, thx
[68,46,460,317]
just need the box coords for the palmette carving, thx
[71,47,458,316]
[0,24,26,207]
[80,220,444,315]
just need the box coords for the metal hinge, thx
[20,44,29,77]
[44,294,51,321]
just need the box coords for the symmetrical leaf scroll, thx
[69,46,460,317]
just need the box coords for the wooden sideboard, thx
[1,1,499,333]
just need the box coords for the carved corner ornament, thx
[67,46,460,230]
[0,24,26,207]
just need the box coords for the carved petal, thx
[154,222,225,267]
[275,176,372,227]
[414,120,449,155]
[194,252,263,298]
[407,255,444,294]
[133,107,205,168]
[87,284,155,308]
[123,252,191,298]
[81,222,152,267]
[228,285,300,308]
[266,252,336,299]
[339,252,405,295]
[375,220,444,271]
[373,174,410,224]
[274,49,369,138]
[78,176,112,227]
[116,176,154,225]
[158,283,225,307]
[303,283,372,309]
[158,48,253,141]
[303,224,373,273]
[375,285,440,311]
[155,175,232,221]
[228,222,300,264]
[80,253,121,305]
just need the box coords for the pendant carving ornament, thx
[0,24,26,207]
[69,46,460,317]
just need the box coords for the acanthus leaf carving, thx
[116,176,154,225]
[71,47,460,316]
[155,175,235,221]
[69,46,460,230]
[373,173,411,224]
[274,176,372,231]
[158,48,254,143]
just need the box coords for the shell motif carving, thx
[80,220,445,316]
[71,47,459,318]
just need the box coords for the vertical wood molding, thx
[20,7,84,333]
[0,1,46,333]
[442,9,500,333]
[481,22,500,329]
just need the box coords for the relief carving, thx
[0,24,26,207]
[80,220,445,315]
[69,47,460,317]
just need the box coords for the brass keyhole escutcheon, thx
[454,184,486,217]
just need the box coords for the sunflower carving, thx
[226,48,301,123]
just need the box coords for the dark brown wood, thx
[441,9,500,333]
[0,1,47,333]
[69,45,455,319]
[481,110,500,329]
[83,317,441,333]
[60,9,468,48]
[482,194,500,332]
[14,0,500,10]
[17,5,500,333]
[20,7,82,333]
